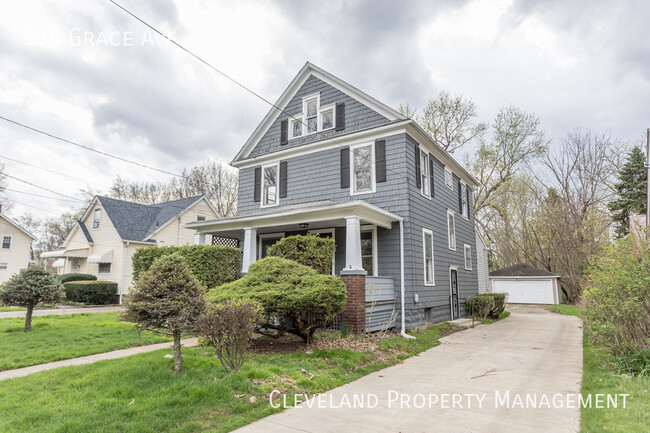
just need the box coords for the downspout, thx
[119,241,129,304]
[399,218,415,339]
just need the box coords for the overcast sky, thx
[1,0,648,219]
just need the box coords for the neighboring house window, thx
[262,163,279,207]
[289,93,336,139]
[98,263,111,273]
[420,151,430,198]
[0,262,7,270]
[445,167,453,190]
[361,229,377,276]
[423,229,435,285]
[447,210,456,250]
[350,143,375,194]
[1,236,11,249]
[92,208,101,229]
[196,215,207,222]
[461,183,468,219]
[464,244,472,270]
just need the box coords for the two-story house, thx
[187,63,479,332]
[42,195,219,301]
[0,206,37,283]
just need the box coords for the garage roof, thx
[490,263,561,278]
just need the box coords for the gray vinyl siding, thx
[249,75,390,158]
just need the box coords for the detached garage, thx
[489,263,562,305]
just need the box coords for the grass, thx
[477,310,511,324]
[547,305,650,432]
[0,312,171,371]
[0,323,452,432]
[0,305,25,312]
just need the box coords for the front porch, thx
[186,200,403,333]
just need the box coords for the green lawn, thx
[0,305,25,312]
[0,324,452,432]
[547,305,650,432]
[0,313,171,371]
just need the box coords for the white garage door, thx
[492,279,555,304]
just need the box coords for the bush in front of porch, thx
[267,234,335,275]
[208,257,346,344]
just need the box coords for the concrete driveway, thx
[234,305,583,433]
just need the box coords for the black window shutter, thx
[429,155,435,198]
[335,103,345,131]
[340,147,350,188]
[280,120,288,145]
[466,187,471,216]
[375,139,386,183]
[458,179,463,213]
[415,144,421,188]
[279,161,288,198]
[253,167,261,203]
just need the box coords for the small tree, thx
[608,146,648,238]
[0,266,64,331]
[121,254,206,373]
[197,299,263,372]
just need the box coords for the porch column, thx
[194,232,206,245]
[241,227,257,274]
[344,216,363,272]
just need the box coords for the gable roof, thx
[77,221,93,243]
[490,263,561,278]
[95,195,205,242]
[0,212,37,240]
[233,62,407,163]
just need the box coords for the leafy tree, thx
[608,146,648,237]
[0,163,11,212]
[0,266,64,331]
[121,254,206,373]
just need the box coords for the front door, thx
[450,269,459,319]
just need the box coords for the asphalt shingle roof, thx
[490,263,561,278]
[96,195,203,242]
[77,221,94,243]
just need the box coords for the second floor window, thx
[447,210,456,250]
[1,236,11,249]
[445,167,453,190]
[423,229,435,285]
[93,208,101,229]
[461,183,468,219]
[465,244,472,270]
[262,164,279,207]
[420,151,430,197]
[351,144,374,194]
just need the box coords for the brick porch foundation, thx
[341,273,366,333]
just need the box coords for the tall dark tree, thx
[608,147,647,237]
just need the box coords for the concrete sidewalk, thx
[234,305,583,433]
[0,338,198,381]
[0,305,124,319]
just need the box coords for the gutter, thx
[119,241,129,304]
[399,219,415,340]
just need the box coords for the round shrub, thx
[58,273,97,284]
[208,257,346,343]
[267,234,335,274]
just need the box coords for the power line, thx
[3,199,62,216]
[4,188,83,204]
[0,116,182,178]
[3,173,85,202]
[0,155,110,189]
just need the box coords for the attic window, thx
[92,208,101,229]
[290,117,303,138]
[288,93,336,139]
[306,97,318,133]
[196,215,207,222]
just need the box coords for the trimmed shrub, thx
[466,293,507,319]
[489,293,507,317]
[267,234,335,275]
[583,236,650,376]
[208,256,347,343]
[63,281,118,305]
[58,273,97,284]
[197,299,264,372]
[132,245,241,288]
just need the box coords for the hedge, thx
[267,234,335,275]
[63,281,118,305]
[466,293,507,319]
[57,273,97,284]
[132,245,241,288]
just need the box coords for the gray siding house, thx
[188,63,479,331]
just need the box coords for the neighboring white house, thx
[489,263,562,305]
[42,195,219,300]
[475,229,489,294]
[0,208,37,283]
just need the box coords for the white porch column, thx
[344,217,364,272]
[242,227,258,274]
[194,232,206,245]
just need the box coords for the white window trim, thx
[288,93,337,140]
[258,232,285,260]
[260,162,280,208]
[420,150,431,199]
[196,214,207,222]
[449,266,459,320]
[422,228,435,286]
[447,210,456,251]
[349,142,376,196]
[289,115,303,139]
[0,262,8,270]
[444,166,454,190]
[303,93,320,136]
[97,263,111,274]
[1,235,12,250]
[461,182,469,220]
[464,244,472,270]
[309,228,336,275]
[361,225,378,276]
[92,208,101,230]
[319,103,336,132]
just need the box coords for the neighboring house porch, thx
[187,200,404,332]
